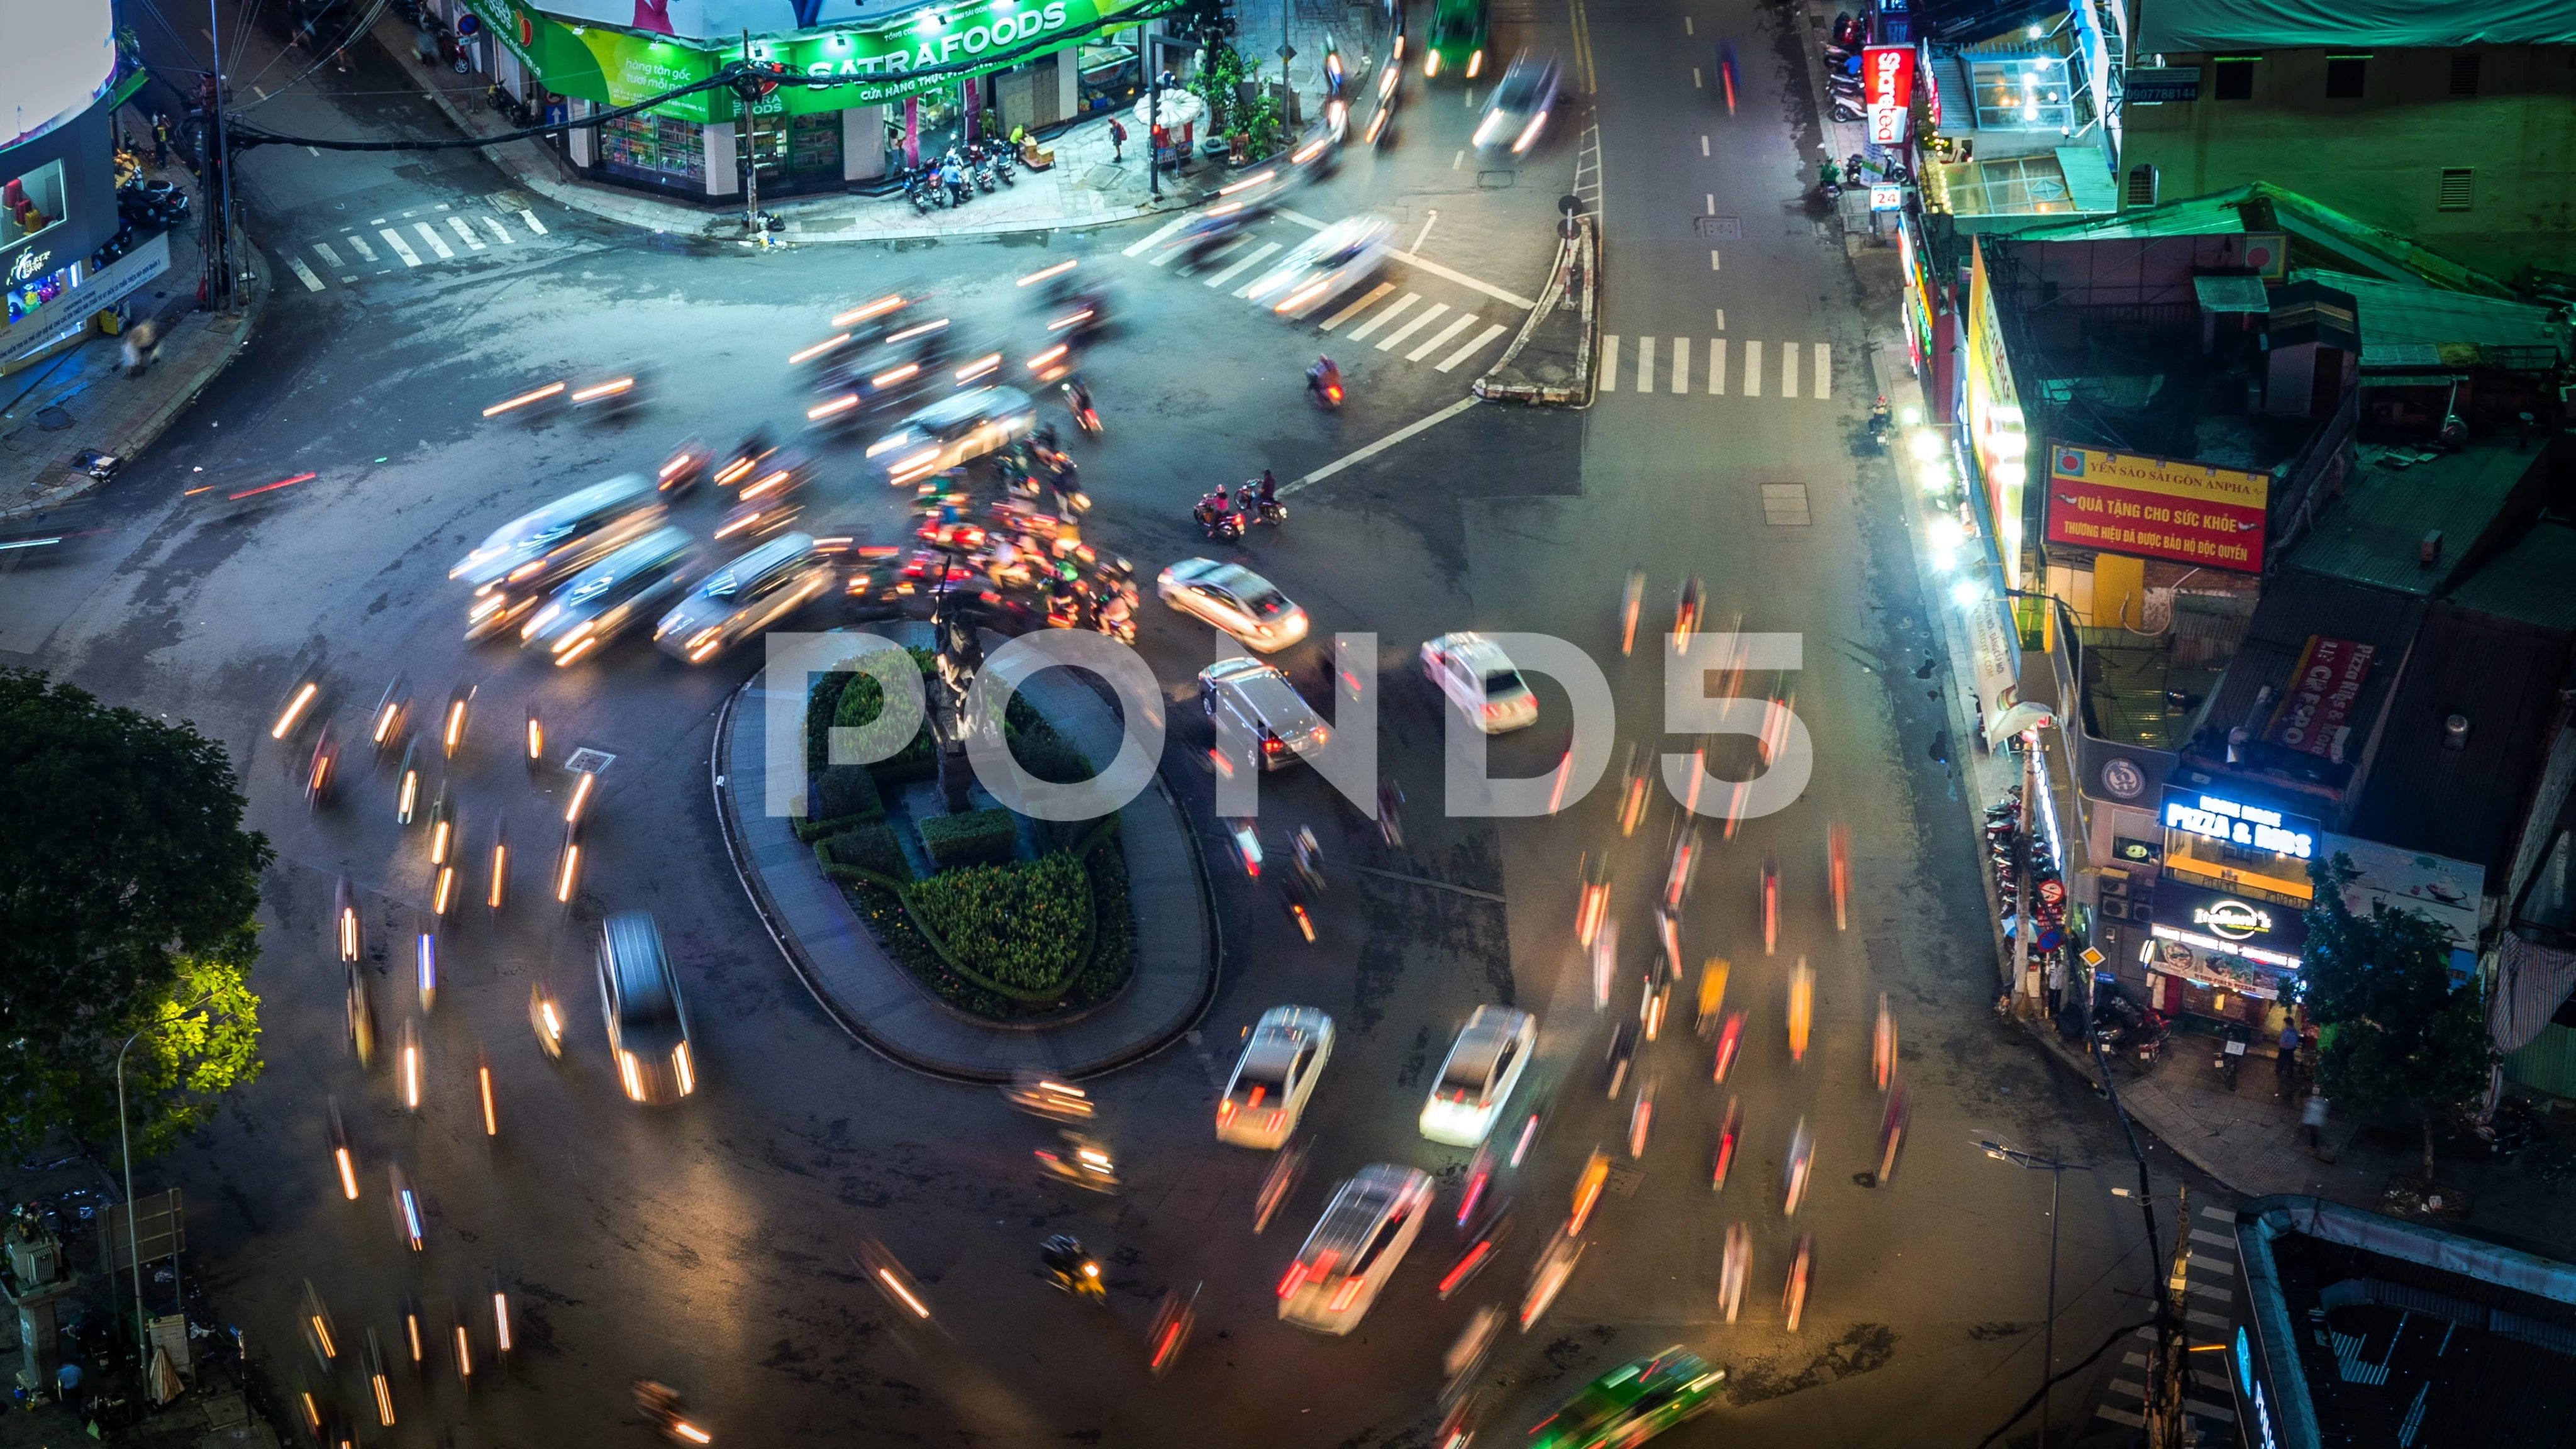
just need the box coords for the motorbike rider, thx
[1041,1233,1091,1287]
[1195,485,1234,529]
[1255,469,1280,511]
[1867,394,1892,439]
[1307,355,1343,401]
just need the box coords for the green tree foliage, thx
[0,670,273,1157]
[2301,854,2492,1183]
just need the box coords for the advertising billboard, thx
[2041,444,2267,572]
[0,1,114,152]
[2263,635,2373,761]
[1963,239,2029,587]
[1862,45,1913,143]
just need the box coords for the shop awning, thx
[2136,0,2576,52]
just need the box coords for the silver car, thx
[597,911,696,1104]
[1474,52,1562,153]
[453,475,664,641]
[655,532,836,663]
[1199,657,1331,772]
[864,386,1037,487]
[521,525,696,665]
[1242,214,1396,318]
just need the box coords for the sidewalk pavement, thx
[713,622,1219,1082]
[372,12,1223,245]
[0,221,267,525]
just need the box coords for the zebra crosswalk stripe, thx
[447,216,487,251]
[413,222,456,260]
[1407,311,1477,362]
[480,215,514,245]
[1815,341,1833,399]
[1599,335,1619,391]
[1376,301,1449,352]
[1320,282,1396,331]
[379,228,423,267]
[1709,338,1726,395]
[343,234,377,262]
[1743,340,1762,397]
[518,209,547,235]
[1670,337,1690,394]
[286,256,326,292]
[1782,342,1799,399]
[1346,292,1419,342]
[1204,240,1278,290]
[311,242,344,269]
[1122,214,1191,257]
[1435,323,1507,372]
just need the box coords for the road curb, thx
[1472,210,1597,407]
[372,16,1209,247]
[709,676,1221,1084]
[0,246,270,526]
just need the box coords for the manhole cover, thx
[1477,170,1516,189]
[1695,215,1742,239]
[1604,1165,1646,1197]
[35,406,73,431]
[563,747,617,775]
[1761,482,1813,526]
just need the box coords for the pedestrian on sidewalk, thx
[119,317,162,378]
[2044,952,2067,1017]
[2274,1019,2300,1094]
[1108,117,1127,161]
[2301,1091,2329,1150]
[150,113,172,167]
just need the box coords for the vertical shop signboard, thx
[1863,45,1913,144]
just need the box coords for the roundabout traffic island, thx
[713,622,1216,1080]
[799,652,1137,1021]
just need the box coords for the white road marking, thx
[1411,209,1440,252]
[369,217,386,225]
[1435,323,1506,372]
[479,215,514,244]
[1670,337,1690,394]
[1743,340,1762,396]
[287,256,326,292]
[519,210,547,234]
[1710,248,1721,270]
[2189,1230,2236,1249]
[1452,150,1465,169]
[2199,1205,2236,1223]
[1600,335,1619,391]
[1282,396,1480,497]
[312,242,345,268]
[1782,341,1799,399]
[1708,338,1726,394]
[1636,336,1656,390]
[1814,341,1831,398]
[1693,67,1703,87]
[1122,214,1192,256]
[379,229,423,267]
[1684,16,1694,33]
[1405,310,1477,360]
[1376,301,1450,352]
[344,235,377,261]
[1389,248,1535,309]
[448,216,487,250]
[1705,192,1715,213]
[306,147,320,157]
[1701,135,1709,155]
[1345,292,1419,341]
[1714,308,1725,329]
[1207,240,1280,289]
[1275,208,1327,230]
[1319,282,1396,331]
[413,222,456,260]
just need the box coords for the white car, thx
[1156,558,1311,652]
[1242,213,1397,318]
[1474,51,1562,154]
[1279,1164,1433,1333]
[1218,1006,1335,1149]
[863,386,1036,487]
[1419,1005,1536,1146]
[1421,632,1539,734]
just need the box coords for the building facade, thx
[2121,0,2576,279]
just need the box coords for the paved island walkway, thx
[713,622,1218,1081]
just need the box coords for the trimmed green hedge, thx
[918,807,1019,869]
[909,853,1091,996]
[794,762,885,842]
[818,821,911,881]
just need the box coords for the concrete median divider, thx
[1472,210,1598,408]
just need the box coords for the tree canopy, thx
[0,669,273,1157]
[2301,853,2491,1182]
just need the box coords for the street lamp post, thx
[116,991,217,1387]
[1977,1140,2093,1449]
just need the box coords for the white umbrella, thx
[1133,89,1206,131]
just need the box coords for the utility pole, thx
[1977,1140,2094,1449]
[1146,69,1161,198]
[204,0,235,311]
[2145,1182,2193,1448]
[738,31,763,243]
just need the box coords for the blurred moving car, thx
[521,525,696,665]
[654,531,836,663]
[1243,214,1396,318]
[596,911,697,1104]
[1526,1348,1726,1449]
[1421,632,1540,734]
[1279,1164,1432,1333]
[452,475,664,641]
[1199,657,1331,772]
[1157,558,1310,652]
[1424,0,1488,77]
[1474,52,1562,153]
[1420,1005,1536,1146]
[865,386,1037,487]
[1218,1006,1336,1149]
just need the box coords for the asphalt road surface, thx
[13,1,2204,1445]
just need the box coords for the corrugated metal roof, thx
[2006,191,2250,240]
[2285,444,2542,596]
[2449,520,2576,631]
[2293,269,2573,364]
[2196,572,2424,772]
[2347,607,2573,870]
